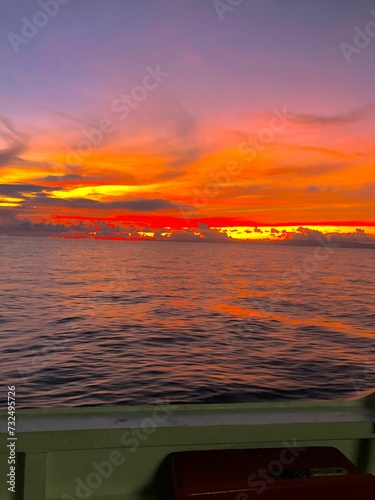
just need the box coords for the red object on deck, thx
[171,447,375,499]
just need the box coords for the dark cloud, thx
[17,193,189,213]
[158,223,234,243]
[0,214,137,238]
[0,184,48,197]
[0,209,20,228]
[1,212,374,248]
[46,163,150,186]
[20,195,99,209]
[0,143,26,167]
[16,220,73,234]
[280,227,375,249]
[101,198,186,212]
[0,180,192,213]
[36,168,135,185]
[197,223,233,241]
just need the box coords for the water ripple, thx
[0,237,374,408]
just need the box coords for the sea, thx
[0,236,374,408]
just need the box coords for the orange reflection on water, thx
[214,303,266,319]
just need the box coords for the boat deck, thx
[1,392,374,499]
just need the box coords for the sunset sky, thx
[1,0,375,242]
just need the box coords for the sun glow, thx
[50,184,164,200]
[218,226,375,240]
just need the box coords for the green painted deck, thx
[1,392,374,500]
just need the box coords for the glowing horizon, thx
[0,1,374,243]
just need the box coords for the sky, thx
[0,0,375,243]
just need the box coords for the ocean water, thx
[0,236,374,409]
